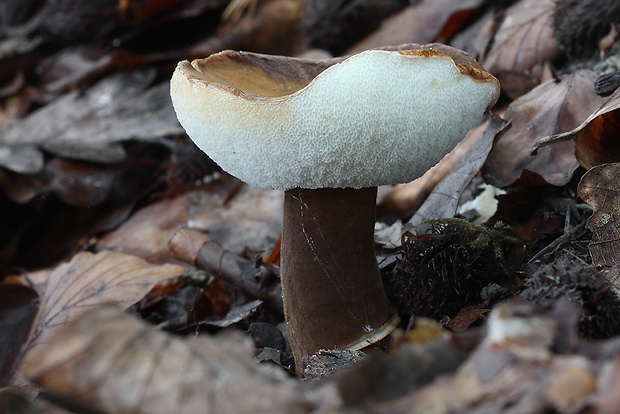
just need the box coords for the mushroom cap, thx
[170,44,500,190]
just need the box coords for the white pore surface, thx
[171,50,499,190]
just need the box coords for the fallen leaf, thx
[198,299,263,328]
[0,68,183,174]
[0,283,38,386]
[186,278,231,326]
[262,235,281,269]
[0,93,21,140]
[443,300,491,332]
[2,1,121,45]
[347,0,484,54]
[577,163,620,293]
[0,148,169,269]
[337,338,466,406]
[546,364,597,410]
[0,157,120,206]
[21,250,187,367]
[189,0,309,59]
[23,304,314,414]
[403,317,451,344]
[302,0,408,55]
[449,8,498,61]
[188,182,283,254]
[483,0,562,99]
[98,192,191,265]
[483,70,608,187]
[37,46,144,94]
[533,88,620,170]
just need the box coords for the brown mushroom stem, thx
[282,186,399,372]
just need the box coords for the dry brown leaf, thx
[442,300,491,332]
[22,250,187,365]
[578,163,620,293]
[534,89,620,170]
[188,183,283,254]
[0,69,183,174]
[449,8,498,61]
[347,0,483,55]
[98,193,190,265]
[483,0,562,99]
[23,304,315,414]
[189,0,309,59]
[483,70,608,187]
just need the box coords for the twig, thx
[528,220,587,263]
[169,228,283,315]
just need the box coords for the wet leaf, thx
[23,304,314,414]
[483,70,608,187]
[22,250,187,365]
[483,0,562,98]
[534,88,620,170]
[578,163,620,293]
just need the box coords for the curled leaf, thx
[534,89,620,170]
[483,70,608,187]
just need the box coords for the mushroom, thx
[170,43,500,372]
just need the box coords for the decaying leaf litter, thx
[2,0,620,412]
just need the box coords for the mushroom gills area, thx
[281,187,398,370]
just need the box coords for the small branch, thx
[169,228,283,315]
